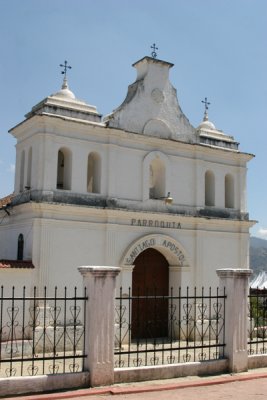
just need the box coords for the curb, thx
[4,372,267,400]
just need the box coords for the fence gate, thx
[115,286,226,368]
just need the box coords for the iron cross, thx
[151,43,158,59]
[201,97,210,112]
[60,60,72,77]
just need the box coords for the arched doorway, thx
[132,248,169,339]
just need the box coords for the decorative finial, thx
[60,60,72,78]
[201,97,210,121]
[150,43,158,59]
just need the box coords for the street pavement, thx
[84,378,267,399]
[3,369,267,400]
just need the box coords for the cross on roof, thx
[201,97,210,112]
[150,43,158,59]
[60,60,72,78]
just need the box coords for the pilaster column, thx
[217,268,252,373]
[78,266,120,387]
[116,265,134,345]
[120,264,134,292]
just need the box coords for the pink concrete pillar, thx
[217,268,252,373]
[78,266,120,387]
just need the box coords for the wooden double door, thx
[132,248,169,339]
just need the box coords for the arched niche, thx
[149,158,166,199]
[143,119,172,139]
[225,173,235,208]
[143,151,171,201]
[87,152,101,193]
[205,170,215,206]
[57,147,72,190]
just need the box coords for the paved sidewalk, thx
[3,369,267,400]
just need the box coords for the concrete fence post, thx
[216,268,252,373]
[78,266,121,387]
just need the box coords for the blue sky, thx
[0,0,266,238]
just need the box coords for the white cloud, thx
[257,228,267,238]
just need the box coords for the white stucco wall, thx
[0,206,252,305]
[0,219,33,261]
[4,56,254,297]
[0,269,36,292]
[11,114,250,213]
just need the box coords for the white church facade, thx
[0,55,255,296]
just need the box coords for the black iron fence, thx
[115,286,226,368]
[248,288,267,355]
[0,286,87,377]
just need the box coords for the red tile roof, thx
[0,193,14,208]
[0,260,35,269]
